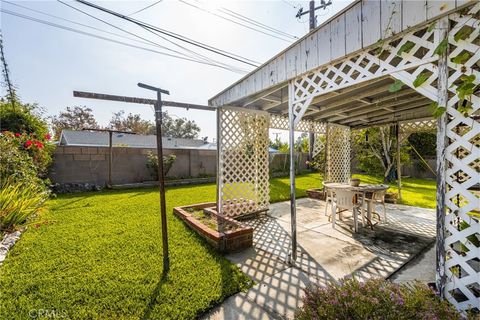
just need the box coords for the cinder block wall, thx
[49,146,218,186]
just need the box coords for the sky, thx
[1,0,354,142]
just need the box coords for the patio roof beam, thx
[277,78,387,116]
[242,85,286,108]
[348,106,431,128]
[327,96,429,123]
[344,102,430,125]
[319,88,418,119]
[304,83,394,118]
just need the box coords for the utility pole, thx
[296,1,332,30]
[296,1,332,161]
[138,82,170,273]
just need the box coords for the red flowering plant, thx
[0,130,54,178]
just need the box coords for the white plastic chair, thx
[323,183,334,216]
[364,188,387,222]
[331,188,364,232]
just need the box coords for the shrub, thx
[0,179,48,232]
[0,134,43,187]
[296,278,467,320]
[0,130,53,177]
[0,99,54,178]
[0,100,49,138]
[146,152,176,179]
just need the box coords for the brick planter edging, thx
[173,202,253,253]
[306,188,327,200]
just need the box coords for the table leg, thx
[360,192,365,227]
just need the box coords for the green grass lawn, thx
[0,173,436,319]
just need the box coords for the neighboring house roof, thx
[195,142,280,153]
[59,130,209,149]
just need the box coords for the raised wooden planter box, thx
[306,188,327,201]
[173,202,253,253]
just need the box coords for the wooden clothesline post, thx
[73,89,215,273]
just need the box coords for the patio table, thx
[324,183,389,229]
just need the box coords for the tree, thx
[50,106,99,139]
[0,34,16,107]
[269,136,289,152]
[295,133,309,153]
[269,134,309,153]
[153,111,200,139]
[408,132,436,157]
[351,127,410,182]
[0,98,49,137]
[108,110,153,134]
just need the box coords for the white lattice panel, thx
[442,3,480,312]
[311,133,325,159]
[218,107,270,218]
[326,124,350,183]
[270,114,326,134]
[399,118,437,142]
[290,21,439,123]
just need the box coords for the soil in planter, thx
[185,208,239,232]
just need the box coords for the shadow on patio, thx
[203,198,436,319]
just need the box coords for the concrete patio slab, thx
[390,244,436,284]
[297,229,377,279]
[226,247,289,284]
[202,198,436,320]
[203,293,280,320]
[244,267,324,319]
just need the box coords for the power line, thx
[213,4,298,39]
[56,0,245,72]
[179,0,294,42]
[191,0,298,39]
[56,0,239,72]
[4,0,236,70]
[74,0,260,67]
[1,9,249,74]
[128,0,163,16]
[2,1,171,50]
[61,0,236,70]
[56,1,196,62]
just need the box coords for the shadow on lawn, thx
[141,272,169,320]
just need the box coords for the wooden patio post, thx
[216,108,222,215]
[108,131,113,187]
[435,17,449,298]
[396,123,402,201]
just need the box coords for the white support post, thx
[288,81,297,262]
[216,108,222,215]
[396,123,402,201]
[435,16,448,300]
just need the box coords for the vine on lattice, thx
[290,19,439,124]
[442,4,480,311]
